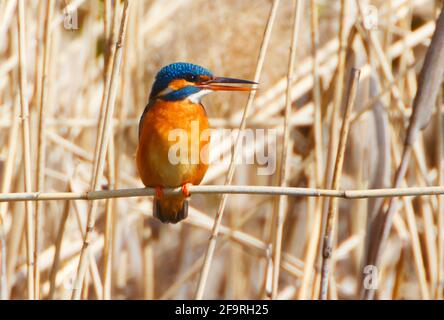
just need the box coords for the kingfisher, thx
[136,62,256,223]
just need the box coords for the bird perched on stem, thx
[136,62,256,223]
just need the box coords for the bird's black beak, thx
[197,77,258,92]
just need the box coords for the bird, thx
[136,62,256,224]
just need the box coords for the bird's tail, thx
[153,194,188,224]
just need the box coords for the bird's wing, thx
[138,99,156,139]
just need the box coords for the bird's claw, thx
[181,183,192,198]
[155,186,164,199]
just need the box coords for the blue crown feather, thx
[150,62,213,100]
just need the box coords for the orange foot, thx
[181,183,192,198]
[155,186,164,199]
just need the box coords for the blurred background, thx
[0,0,443,299]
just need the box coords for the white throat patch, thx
[188,89,212,103]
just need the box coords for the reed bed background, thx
[1,0,444,300]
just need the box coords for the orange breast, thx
[136,99,210,188]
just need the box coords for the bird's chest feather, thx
[136,99,210,187]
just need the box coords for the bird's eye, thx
[185,73,198,82]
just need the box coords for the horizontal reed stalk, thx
[2,185,444,202]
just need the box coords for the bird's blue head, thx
[149,62,257,102]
